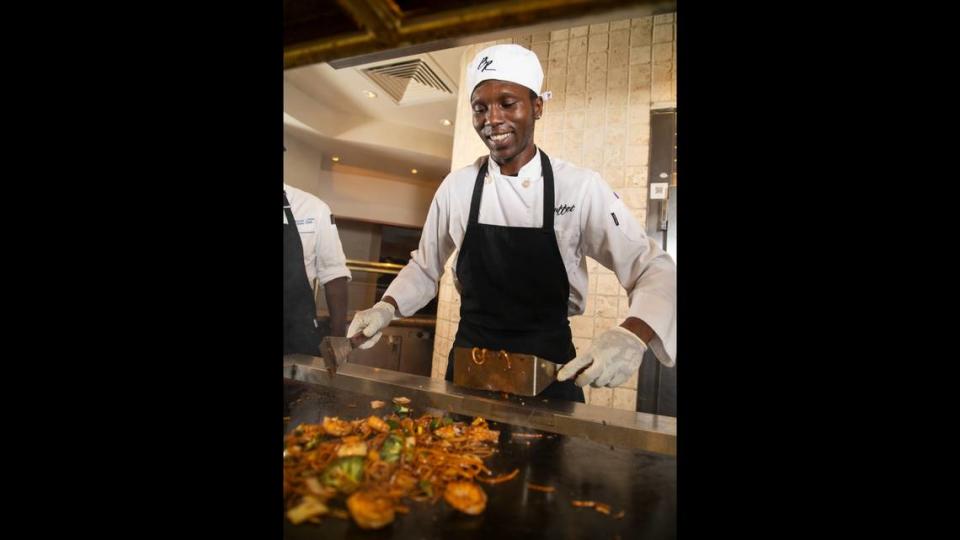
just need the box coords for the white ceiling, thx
[283,46,468,183]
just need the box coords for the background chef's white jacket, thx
[384,150,677,367]
[284,184,352,287]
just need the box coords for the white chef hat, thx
[466,44,552,101]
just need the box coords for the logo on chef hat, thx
[477,56,496,72]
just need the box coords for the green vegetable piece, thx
[320,456,364,493]
[379,434,403,462]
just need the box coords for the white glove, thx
[346,301,397,349]
[556,326,647,388]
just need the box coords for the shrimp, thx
[346,491,396,530]
[443,481,487,515]
[366,415,390,433]
[322,416,353,437]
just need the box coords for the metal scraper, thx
[452,347,594,396]
[451,347,558,396]
[318,333,369,377]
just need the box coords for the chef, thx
[347,45,675,402]
[284,145,351,355]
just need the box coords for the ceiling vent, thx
[360,55,456,106]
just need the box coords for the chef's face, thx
[471,80,543,174]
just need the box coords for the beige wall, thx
[283,134,439,229]
[431,12,677,411]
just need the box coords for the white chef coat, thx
[283,184,352,287]
[383,150,677,367]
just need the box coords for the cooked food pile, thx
[284,397,515,529]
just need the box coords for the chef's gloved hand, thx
[346,301,397,349]
[556,326,647,388]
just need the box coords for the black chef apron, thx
[283,191,322,356]
[445,150,583,402]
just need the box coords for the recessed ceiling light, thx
[363,90,377,98]
[411,168,418,174]
[331,155,340,162]
[440,119,452,126]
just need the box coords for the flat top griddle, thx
[285,356,676,454]
[283,380,676,540]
